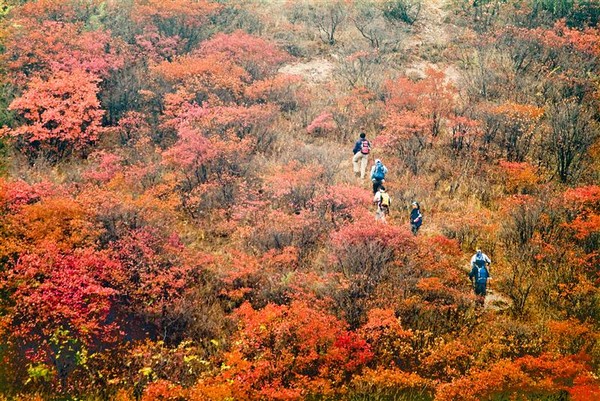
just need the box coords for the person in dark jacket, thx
[352,132,370,179]
[410,201,422,235]
[469,249,491,300]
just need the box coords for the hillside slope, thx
[0,0,599,400]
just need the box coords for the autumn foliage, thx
[7,70,105,157]
[0,0,599,400]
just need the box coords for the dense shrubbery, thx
[0,0,599,399]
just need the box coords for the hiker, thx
[373,186,391,223]
[469,249,491,298]
[352,132,370,179]
[410,201,422,235]
[370,159,388,194]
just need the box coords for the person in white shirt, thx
[469,249,491,298]
[373,186,391,223]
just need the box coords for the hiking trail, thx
[279,0,512,314]
[404,0,460,85]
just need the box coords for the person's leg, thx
[382,206,389,224]
[352,152,361,177]
[372,180,381,194]
[375,207,383,221]
[360,154,368,179]
[411,224,417,235]
[475,283,487,296]
[477,282,487,306]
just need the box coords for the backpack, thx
[477,266,489,283]
[373,163,385,180]
[380,192,390,207]
[360,139,370,154]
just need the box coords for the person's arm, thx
[353,140,360,154]
[485,255,491,276]
[482,254,491,269]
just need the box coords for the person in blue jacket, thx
[469,249,491,299]
[370,159,388,194]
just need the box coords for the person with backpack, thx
[370,159,388,194]
[410,201,423,235]
[352,132,371,179]
[373,186,391,223]
[469,249,491,299]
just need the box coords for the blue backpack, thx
[477,266,489,283]
[373,164,385,180]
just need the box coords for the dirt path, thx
[278,1,510,314]
[278,0,459,84]
[408,0,451,48]
[485,289,513,311]
[404,0,460,84]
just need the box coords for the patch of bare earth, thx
[404,0,460,85]
[405,0,450,48]
[485,289,513,311]
[279,58,334,84]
